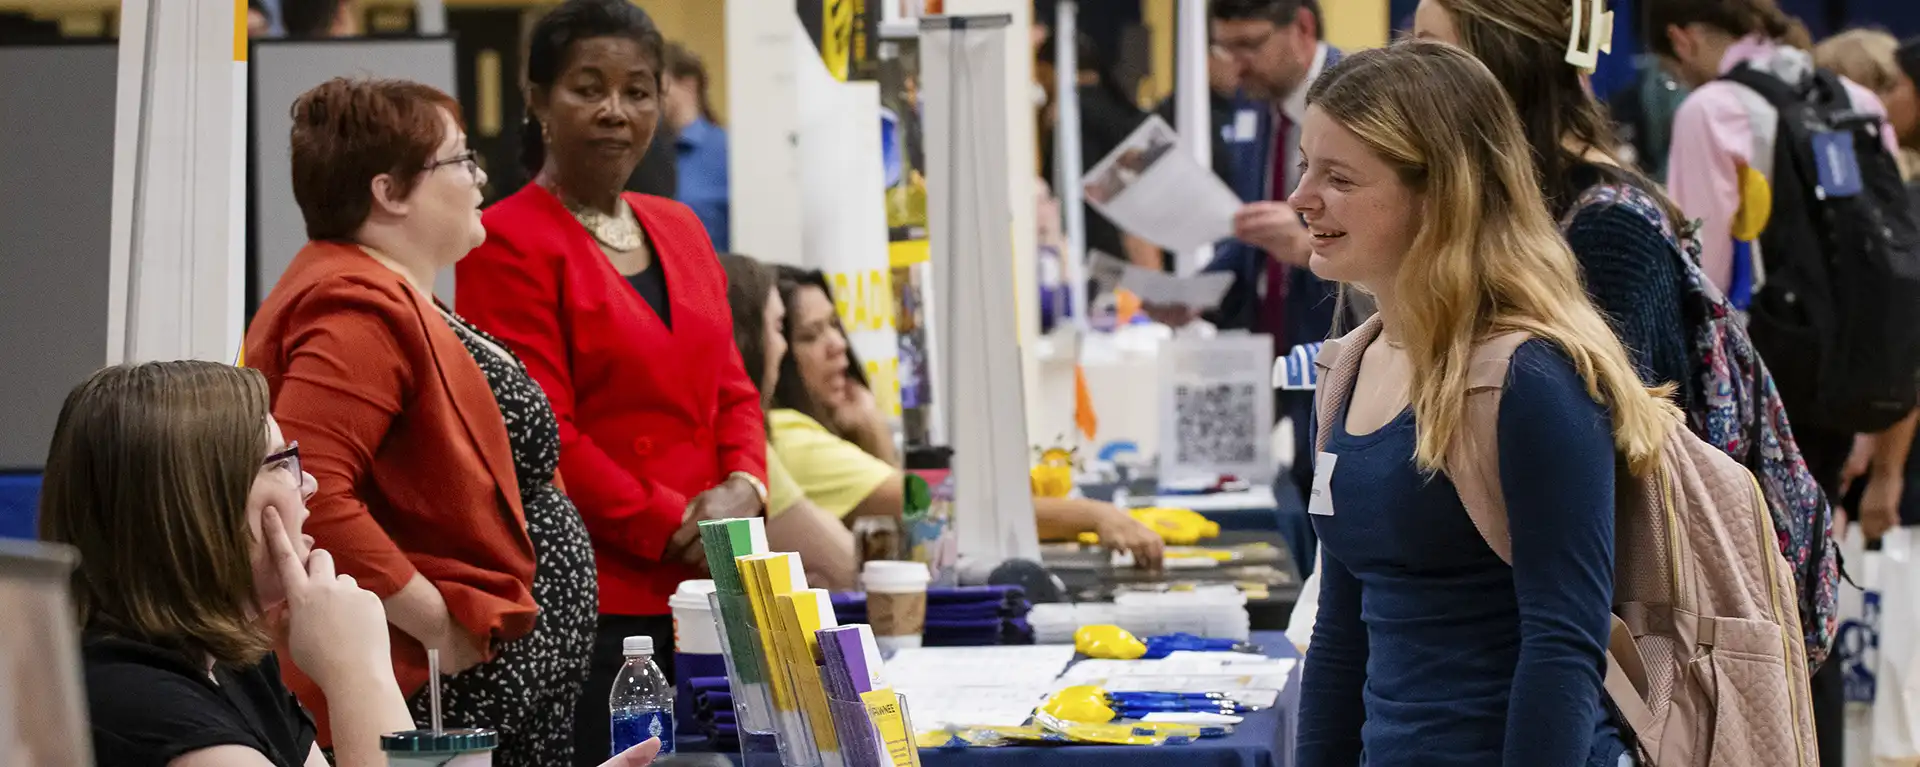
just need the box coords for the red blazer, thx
[247,242,537,742]
[458,186,767,616]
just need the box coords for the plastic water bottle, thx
[609,635,674,757]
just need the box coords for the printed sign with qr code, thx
[1174,383,1261,464]
[1158,334,1274,483]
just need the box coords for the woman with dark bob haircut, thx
[45,362,662,767]
[455,4,770,762]
[248,76,598,765]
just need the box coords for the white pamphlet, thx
[1083,115,1243,253]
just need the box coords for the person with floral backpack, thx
[1410,0,1839,670]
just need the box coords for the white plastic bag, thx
[1839,525,1920,767]
[1872,528,1920,765]
[1286,548,1321,651]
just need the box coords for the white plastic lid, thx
[622,635,653,656]
[668,593,713,611]
[861,560,931,590]
[676,579,719,597]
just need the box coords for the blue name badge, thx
[1812,130,1865,198]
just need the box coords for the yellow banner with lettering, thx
[821,0,855,81]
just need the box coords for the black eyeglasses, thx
[1213,29,1275,58]
[426,150,480,175]
[263,442,301,480]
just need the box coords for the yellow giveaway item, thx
[1731,165,1773,242]
[1078,507,1221,546]
[1040,686,1116,724]
[1029,445,1076,498]
[1074,625,1147,660]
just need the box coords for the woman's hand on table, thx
[1096,505,1166,572]
[667,475,765,570]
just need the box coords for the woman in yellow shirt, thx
[768,265,1164,569]
[717,254,860,590]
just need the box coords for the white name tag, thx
[1231,109,1259,143]
[1308,452,1338,516]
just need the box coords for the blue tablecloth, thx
[918,631,1300,767]
[0,472,42,540]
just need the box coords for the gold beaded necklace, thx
[563,196,644,252]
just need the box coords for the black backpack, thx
[1720,64,1920,434]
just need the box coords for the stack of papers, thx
[885,645,1078,728]
[819,625,919,767]
[738,553,822,764]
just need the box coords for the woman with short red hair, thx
[246,76,596,766]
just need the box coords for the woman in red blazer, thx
[249,78,598,765]
[455,5,765,762]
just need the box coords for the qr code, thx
[1173,383,1259,465]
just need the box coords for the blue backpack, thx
[1564,183,1840,668]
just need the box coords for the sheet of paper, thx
[893,684,1054,728]
[881,646,1078,728]
[1159,333,1276,483]
[883,645,1077,687]
[1089,251,1236,312]
[1083,115,1243,253]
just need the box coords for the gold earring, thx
[541,119,551,144]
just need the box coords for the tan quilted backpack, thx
[1312,316,1818,767]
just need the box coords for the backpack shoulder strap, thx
[1718,64,1804,111]
[1311,315,1384,455]
[1441,330,1534,564]
[1439,332,1665,757]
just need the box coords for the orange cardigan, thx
[246,241,537,743]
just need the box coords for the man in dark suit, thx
[1146,0,1342,571]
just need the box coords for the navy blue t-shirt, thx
[1298,340,1628,767]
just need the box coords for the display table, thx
[917,631,1300,767]
[678,631,1301,767]
[1078,482,1285,534]
[1040,531,1303,632]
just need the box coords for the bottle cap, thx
[623,635,653,656]
[380,728,498,753]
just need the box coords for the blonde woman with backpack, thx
[1293,41,1815,767]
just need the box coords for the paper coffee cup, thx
[862,560,930,652]
[669,579,722,655]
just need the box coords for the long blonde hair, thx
[1309,40,1680,475]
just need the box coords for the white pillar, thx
[922,13,1041,567]
[1175,0,1213,276]
[1053,0,1089,331]
[944,0,1040,448]
[107,0,249,364]
[725,4,808,264]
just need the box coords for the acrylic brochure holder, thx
[709,590,818,766]
[708,594,923,767]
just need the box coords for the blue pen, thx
[1139,633,1264,658]
[1107,692,1232,704]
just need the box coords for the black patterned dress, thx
[405,309,598,767]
